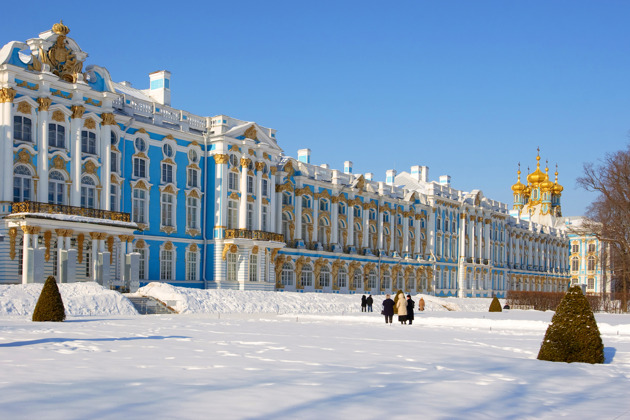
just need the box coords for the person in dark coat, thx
[366,295,373,312]
[361,295,367,312]
[406,294,415,325]
[382,294,395,324]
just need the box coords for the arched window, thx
[13,165,32,202]
[587,256,596,271]
[337,220,346,246]
[301,214,311,243]
[338,267,348,288]
[133,245,147,281]
[80,176,96,209]
[571,257,579,272]
[354,223,362,247]
[48,170,66,205]
[282,192,292,206]
[301,264,313,287]
[320,266,331,288]
[302,195,311,209]
[318,217,329,245]
[397,271,405,290]
[282,212,292,242]
[281,263,294,286]
[319,199,329,212]
[353,271,362,290]
[382,272,391,290]
[368,269,377,289]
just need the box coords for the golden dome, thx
[52,20,70,36]
[541,166,555,192]
[511,169,526,193]
[527,154,548,185]
[553,168,564,195]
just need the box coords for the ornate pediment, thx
[29,21,85,83]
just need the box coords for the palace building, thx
[0,23,570,296]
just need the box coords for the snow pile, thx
[0,282,138,316]
[134,282,502,314]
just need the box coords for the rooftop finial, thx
[52,20,70,36]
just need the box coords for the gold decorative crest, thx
[30,22,84,83]
[244,125,257,140]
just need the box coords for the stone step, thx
[126,296,177,315]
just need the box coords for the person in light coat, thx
[396,293,408,324]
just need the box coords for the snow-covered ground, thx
[1,282,630,419]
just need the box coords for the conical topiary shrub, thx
[393,290,404,314]
[537,286,604,364]
[32,276,66,322]
[489,297,502,312]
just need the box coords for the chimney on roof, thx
[344,161,353,174]
[439,175,451,186]
[298,148,311,164]
[386,169,397,186]
[148,70,171,106]
[365,173,373,181]
[411,165,429,182]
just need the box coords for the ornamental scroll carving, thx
[38,97,52,111]
[0,88,17,103]
[101,113,116,125]
[213,154,229,164]
[8,228,17,260]
[331,259,345,290]
[29,21,84,83]
[244,125,257,140]
[313,257,327,289]
[274,254,287,289]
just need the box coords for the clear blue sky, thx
[3,0,630,217]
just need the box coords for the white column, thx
[484,219,491,261]
[0,90,15,202]
[428,209,436,257]
[362,205,369,249]
[119,236,128,284]
[238,158,249,229]
[402,212,409,253]
[255,163,263,230]
[347,199,354,247]
[215,155,228,231]
[37,103,50,203]
[70,106,84,207]
[377,207,384,250]
[414,216,421,255]
[21,230,31,284]
[270,172,277,233]
[312,196,319,243]
[331,198,338,244]
[295,191,302,241]
[101,119,112,210]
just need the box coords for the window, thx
[588,243,596,253]
[188,149,199,163]
[247,175,254,194]
[353,271,362,290]
[588,278,595,290]
[397,272,404,290]
[228,172,239,191]
[133,157,146,178]
[383,212,390,223]
[302,215,311,243]
[261,206,269,232]
[249,254,258,282]
[229,154,238,167]
[187,197,199,230]
[320,266,331,288]
[262,179,269,197]
[302,195,311,209]
[163,143,174,158]
[368,270,377,289]
[186,251,198,281]
[301,265,313,287]
[134,137,147,152]
[48,123,65,148]
[162,163,174,184]
[110,132,118,147]
[571,243,579,253]
[111,151,119,173]
[369,209,377,221]
[338,203,346,215]
[227,200,238,229]
[247,203,254,230]
[110,184,119,212]
[135,247,147,281]
[160,248,174,281]
[281,263,293,286]
[587,256,596,271]
[48,170,65,205]
[571,257,579,272]
[161,193,174,227]
[187,168,199,188]
[80,176,96,209]
[338,268,348,288]
[319,199,329,212]
[132,189,147,224]
[318,218,328,245]
[282,213,291,242]
[14,116,32,142]
[354,206,361,217]
[282,193,292,206]
[227,253,238,282]
[81,130,96,154]
[382,273,391,290]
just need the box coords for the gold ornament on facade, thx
[248,149,256,157]
[84,118,96,130]
[163,241,174,251]
[16,150,32,165]
[52,110,66,122]
[240,157,252,167]
[252,246,259,255]
[274,254,287,288]
[134,180,149,191]
[229,192,239,200]
[71,105,85,119]
[43,231,52,262]
[84,160,97,175]
[255,161,265,171]
[189,243,198,253]
[244,125,258,140]
[0,87,17,103]
[37,97,52,111]
[107,236,114,264]
[101,113,116,126]
[77,233,84,263]
[8,227,17,260]
[136,128,147,134]
[16,102,32,114]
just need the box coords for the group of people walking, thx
[378,293,425,325]
[360,295,374,312]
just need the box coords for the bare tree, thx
[577,144,630,311]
